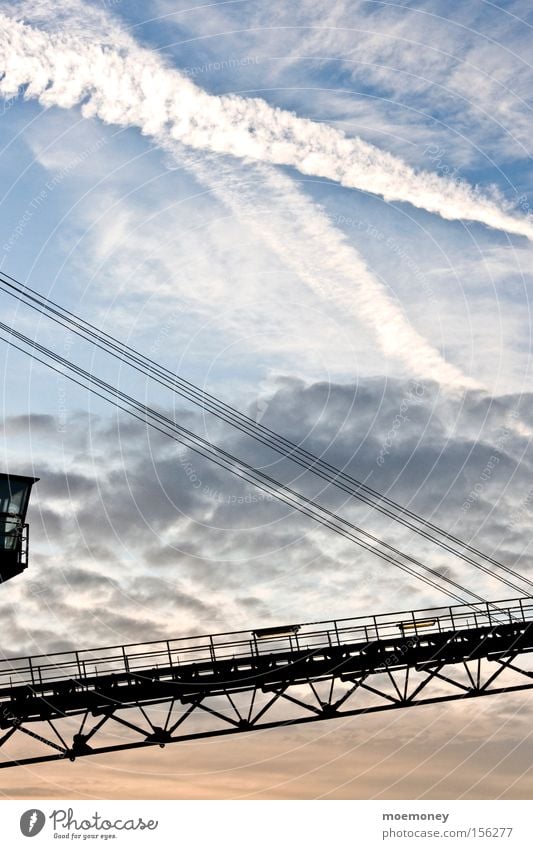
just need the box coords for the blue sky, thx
[0,0,532,799]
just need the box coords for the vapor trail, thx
[181,151,480,389]
[0,12,531,240]
[0,2,484,389]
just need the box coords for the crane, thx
[0,270,531,769]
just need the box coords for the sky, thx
[0,0,532,799]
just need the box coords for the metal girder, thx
[1,598,533,768]
[0,653,532,768]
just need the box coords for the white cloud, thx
[180,151,480,388]
[3,0,529,403]
[152,0,532,164]
[8,1,481,391]
[0,9,531,241]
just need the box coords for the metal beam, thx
[1,596,532,769]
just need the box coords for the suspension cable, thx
[1,270,530,593]
[0,319,502,607]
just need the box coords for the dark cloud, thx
[2,376,532,655]
[120,575,219,619]
[3,413,57,436]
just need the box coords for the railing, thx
[19,523,28,568]
[0,518,24,553]
[0,596,531,692]
[0,520,28,567]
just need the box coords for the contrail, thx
[0,10,531,240]
[180,150,480,389]
[0,1,524,397]
[0,1,486,389]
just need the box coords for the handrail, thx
[0,595,531,691]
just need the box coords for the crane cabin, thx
[0,472,39,584]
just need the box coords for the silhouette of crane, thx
[0,270,532,770]
[0,596,532,768]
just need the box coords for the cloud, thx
[21,106,479,391]
[0,9,531,241]
[3,375,533,651]
[180,152,480,389]
[2,375,533,795]
[162,0,532,163]
[1,0,532,802]
[5,0,525,397]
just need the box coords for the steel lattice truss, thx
[1,597,533,768]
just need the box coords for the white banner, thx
[1,800,530,848]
